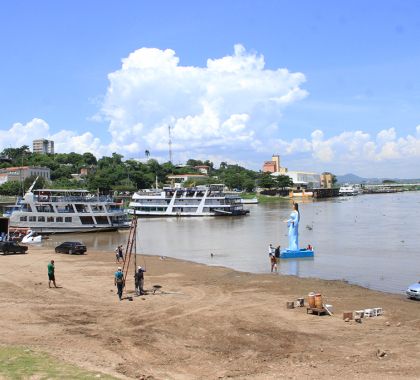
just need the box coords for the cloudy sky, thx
[0,0,419,177]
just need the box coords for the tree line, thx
[0,146,293,195]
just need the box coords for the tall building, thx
[320,172,333,189]
[33,139,54,154]
[262,154,288,174]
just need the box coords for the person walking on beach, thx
[114,267,124,300]
[115,245,124,263]
[48,260,58,288]
[134,266,146,295]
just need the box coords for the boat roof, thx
[33,189,89,193]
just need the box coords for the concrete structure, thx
[194,165,210,175]
[0,166,51,185]
[320,172,333,189]
[285,171,321,189]
[33,139,54,154]
[167,174,208,188]
[262,161,277,173]
[263,154,288,174]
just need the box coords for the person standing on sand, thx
[274,245,281,272]
[114,267,124,300]
[268,244,276,272]
[115,246,120,263]
[134,266,146,295]
[48,260,58,288]
[118,245,124,262]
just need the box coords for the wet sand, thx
[0,247,419,379]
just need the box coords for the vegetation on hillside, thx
[0,146,293,195]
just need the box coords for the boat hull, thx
[9,225,126,234]
[280,249,314,259]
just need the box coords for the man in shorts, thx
[48,260,58,288]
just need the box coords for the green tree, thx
[82,152,97,166]
[0,181,21,196]
[275,175,293,190]
[24,175,48,190]
[258,173,276,189]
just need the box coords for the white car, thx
[406,282,420,300]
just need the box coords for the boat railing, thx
[35,195,114,203]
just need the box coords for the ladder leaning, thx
[121,216,138,291]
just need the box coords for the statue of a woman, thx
[285,202,300,251]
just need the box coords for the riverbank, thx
[0,247,419,379]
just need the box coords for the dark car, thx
[55,241,87,255]
[0,241,28,255]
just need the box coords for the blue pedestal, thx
[280,249,314,259]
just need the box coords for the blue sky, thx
[0,0,419,177]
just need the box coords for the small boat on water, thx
[338,184,360,196]
[5,181,128,234]
[240,198,259,204]
[128,184,249,217]
[280,248,314,259]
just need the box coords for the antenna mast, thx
[168,125,173,163]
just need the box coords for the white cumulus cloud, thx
[0,118,106,156]
[100,44,308,157]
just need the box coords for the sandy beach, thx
[0,247,419,379]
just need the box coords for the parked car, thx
[0,241,28,255]
[406,282,420,300]
[55,241,87,255]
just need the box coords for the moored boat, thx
[128,184,249,217]
[6,185,128,234]
[338,184,359,196]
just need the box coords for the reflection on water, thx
[45,192,420,294]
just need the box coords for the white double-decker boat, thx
[5,184,128,234]
[128,184,249,217]
[338,184,362,196]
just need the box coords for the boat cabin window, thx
[80,216,94,225]
[94,216,109,224]
[75,204,89,213]
[65,217,72,223]
[47,216,54,223]
[36,205,54,213]
[57,204,75,213]
[22,205,32,212]
[56,217,63,222]
[20,216,27,222]
[91,205,103,212]
[110,215,125,223]
[29,216,36,222]
[38,216,45,222]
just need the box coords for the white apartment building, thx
[33,139,54,154]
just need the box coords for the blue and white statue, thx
[286,202,300,251]
[280,202,314,259]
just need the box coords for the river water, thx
[44,192,420,294]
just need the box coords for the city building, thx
[33,139,54,154]
[194,165,210,175]
[167,174,208,188]
[284,171,321,189]
[262,154,325,188]
[0,166,51,185]
[262,154,288,174]
[320,172,334,189]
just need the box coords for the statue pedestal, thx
[280,249,314,259]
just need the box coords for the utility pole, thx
[168,125,173,164]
